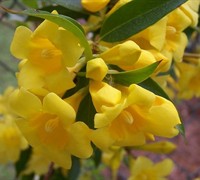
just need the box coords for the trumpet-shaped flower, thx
[0,121,28,164]
[22,148,52,175]
[176,62,200,99]
[81,0,110,12]
[9,88,93,169]
[128,156,174,180]
[10,11,84,96]
[0,87,28,164]
[90,81,181,150]
[99,41,141,67]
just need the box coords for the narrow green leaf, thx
[100,0,187,42]
[15,147,32,177]
[138,78,170,100]
[111,61,160,86]
[21,9,93,60]
[76,93,96,129]
[92,146,102,167]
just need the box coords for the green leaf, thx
[15,147,32,177]
[22,0,38,8]
[92,146,102,167]
[21,9,93,60]
[138,78,170,100]
[110,61,160,86]
[40,5,89,20]
[76,93,96,129]
[49,0,84,12]
[63,76,89,98]
[100,0,187,42]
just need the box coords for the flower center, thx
[45,117,59,133]
[121,110,134,124]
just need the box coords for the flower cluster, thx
[1,0,199,179]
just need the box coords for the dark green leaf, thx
[111,61,160,86]
[49,0,84,12]
[92,146,102,167]
[100,0,187,42]
[15,146,32,177]
[63,76,89,98]
[138,78,170,100]
[20,174,35,180]
[67,156,81,180]
[76,93,96,129]
[21,9,93,60]
[40,5,89,19]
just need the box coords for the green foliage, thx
[76,92,96,129]
[110,61,161,85]
[100,0,187,42]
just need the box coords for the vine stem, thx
[43,162,54,180]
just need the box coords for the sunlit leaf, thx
[100,0,187,42]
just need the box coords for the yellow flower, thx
[22,148,52,175]
[81,0,110,12]
[0,87,28,164]
[99,41,141,67]
[100,40,168,73]
[0,122,28,164]
[176,61,200,99]
[90,81,181,150]
[10,11,84,96]
[128,156,174,180]
[102,146,125,179]
[9,88,93,169]
[86,58,108,81]
[134,141,177,154]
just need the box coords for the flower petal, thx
[10,26,32,59]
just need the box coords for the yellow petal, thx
[142,96,181,137]
[43,93,76,126]
[67,122,93,158]
[100,41,141,67]
[53,28,84,67]
[10,26,32,59]
[90,81,121,112]
[153,158,174,176]
[91,128,115,150]
[9,88,42,118]
[44,67,75,96]
[86,58,108,81]
[81,0,110,12]
[17,61,48,96]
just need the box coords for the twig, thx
[43,162,54,180]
